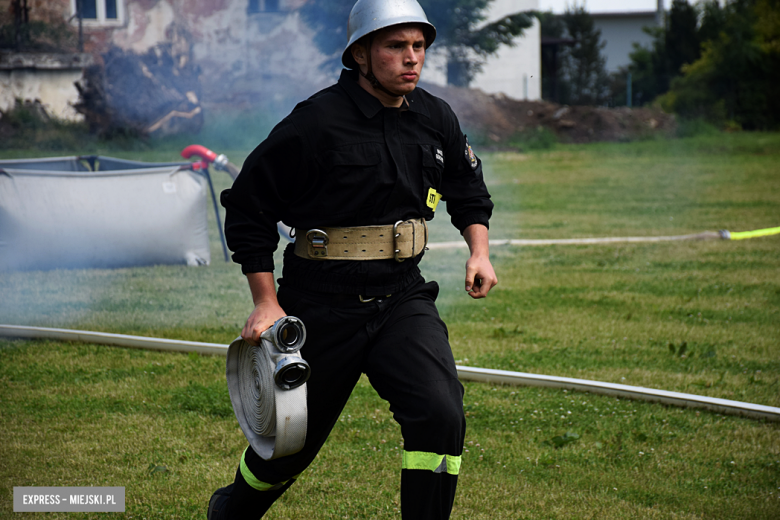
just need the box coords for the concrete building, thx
[592,10,658,72]
[472,0,541,100]
[540,0,664,73]
[424,0,542,101]
[0,53,95,121]
[0,0,332,120]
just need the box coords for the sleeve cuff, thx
[239,255,275,274]
[454,214,490,235]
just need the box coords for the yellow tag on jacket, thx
[426,188,442,211]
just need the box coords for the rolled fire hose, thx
[226,317,311,460]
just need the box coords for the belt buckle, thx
[306,229,329,258]
[393,220,408,263]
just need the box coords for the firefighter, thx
[209,0,497,518]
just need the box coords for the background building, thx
[424,0,542,101]
[540,0,664,72]
[591,9,658,72]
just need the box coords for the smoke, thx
[0,261,252,333]
[75,1,339,148]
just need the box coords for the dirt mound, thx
[420,82,677,146]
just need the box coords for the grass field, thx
[1,132,779,519]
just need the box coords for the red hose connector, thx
[181,144,230,171]
[181,144,218,163]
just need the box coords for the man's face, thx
[354,24,426,99]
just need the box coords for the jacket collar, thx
[338,69,430,119]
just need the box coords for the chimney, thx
[656,0,665,26]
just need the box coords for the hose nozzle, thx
[260,316,310,390]
[261,316,307,353]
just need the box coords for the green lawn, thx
[1,133,779,519]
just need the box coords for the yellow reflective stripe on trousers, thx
[402,450,462,475]
[240,448,304,491]
[445,454,462,475]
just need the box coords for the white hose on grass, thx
[426,227,779,250]
[0,324,227,356]
[2,324,777,422]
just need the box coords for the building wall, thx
[11,0,332,105]
[592,12,657,72]
[472,0,540,100]
[0,68,84,120]
[186,7,332,104]
[471,18,540,100]
[9,1,544,110]
[91,0,331,104]
[423,0,541,101]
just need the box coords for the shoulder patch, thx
[435,148,445,165]
[464,135,478,170]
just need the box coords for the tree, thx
[0,1,78,52]
[559,6,609,105]
[537,7,609,105]
[622,0,703,106]
[664,0,701,79]
[299,0,533,86]
[298,1,353,71]
[658,0,780,129]
[537,10,570,102]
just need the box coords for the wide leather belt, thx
[294,219,428,262]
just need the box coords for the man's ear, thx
[351,43,367,69]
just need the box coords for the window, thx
[70,0,123,26]
[248,0,280,14]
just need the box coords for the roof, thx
[590,11,657,19]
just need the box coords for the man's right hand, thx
[241,300,287,346]
[241,272,286,345]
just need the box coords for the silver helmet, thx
[341,0,437,69]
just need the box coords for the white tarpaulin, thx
[0,156,211,271]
